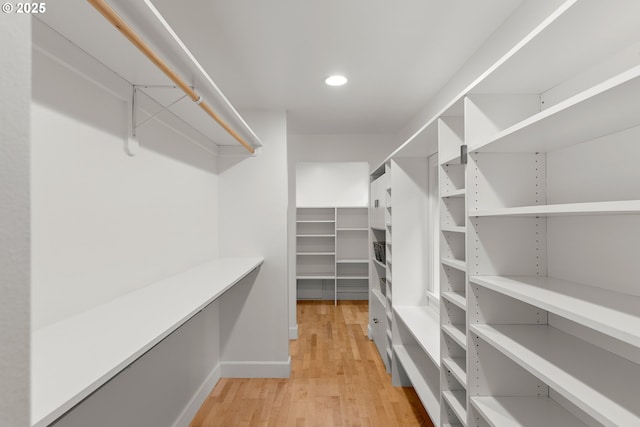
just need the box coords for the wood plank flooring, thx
[190,301,434,427]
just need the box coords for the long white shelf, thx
[442,291,467,311]
[297,273,335,279]
[336,259,369,264]
[442,390,467,426]
[470,324,640,427]
[470,65,640,154]
[441,258,467,272]
[442,324,467,350]
[471,200,640,217]
[470,396,587,427]
[469,275,640,349]
[31,257,263,427]
[394,344,441,425]
[296,220,335,223]
[336,227,368,231]
[442,357,467,388]
[394,305,441,368]
[296,234,335,237]
[337,276,369,280]
[296,252,335,256]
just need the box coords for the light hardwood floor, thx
[190,301,434,427]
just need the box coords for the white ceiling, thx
[147,0,523,134]
[37,0,524,136]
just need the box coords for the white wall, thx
[31,49,219,329]
[218,111,290,376]
[296,162,369,207]
[0,13,30,427]
[32,25,223,427]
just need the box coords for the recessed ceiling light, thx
[325,75,348,86]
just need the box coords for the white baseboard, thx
[172,363,221,427]
[221,357,291,378]
[289,324,298,340]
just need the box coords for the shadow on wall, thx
[32,48,217,174]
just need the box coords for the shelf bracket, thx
[125,85,190,156]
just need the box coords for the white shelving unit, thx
[296,207,368,304]
[367,2,640,426]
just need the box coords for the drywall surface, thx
[296,162,369,207]
[31,48,219,329]
[218,111,290,376]
[288,133,398,168]
[0,13,30,427]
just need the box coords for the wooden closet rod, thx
[87,0,255,154]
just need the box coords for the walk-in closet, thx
[1,1,639,426]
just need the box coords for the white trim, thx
[289,325,299,340]
[171,364,221,427]
[221,357,291,378]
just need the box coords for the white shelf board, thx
[470,275,640,349]
[471,200,640,217]
[31,257,263,427]
[297,274,335,280]
[394,344,441,424]
[296,252,335,256]
[442,357,467,388]
[470,66,640,154]
[470,396,587,427]
[441,225,466,234]
[336,259,369,264]
[441,258,467,272]
[394,306,441,368]
[442,189,466,198]
[442,291,467,311]
[296,220,335,223]
[336,227,368,231]
[442,324,467,350]
[296,234,335,237]
[470,324,640,427]
[337,289,368,294]
[371,288,386,307]
[337,276,369,280]
[442,390,467,426]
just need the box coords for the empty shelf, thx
[442,324,467,349]
[441,258,466,271]
[296,274,335,279]
[471,200,640,217]
[470,396,587,427]
[441,225,466,233]
[442,291,467,311]
[442,390,467,426]
[442,357,467,388]
[394,305,441,367]
[471,324,640,426]
[471,65,640,154]
[470,275,640,349]
[394,344,441,423]
[296,252,335,255]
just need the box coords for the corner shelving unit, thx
[297,207,368,305]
